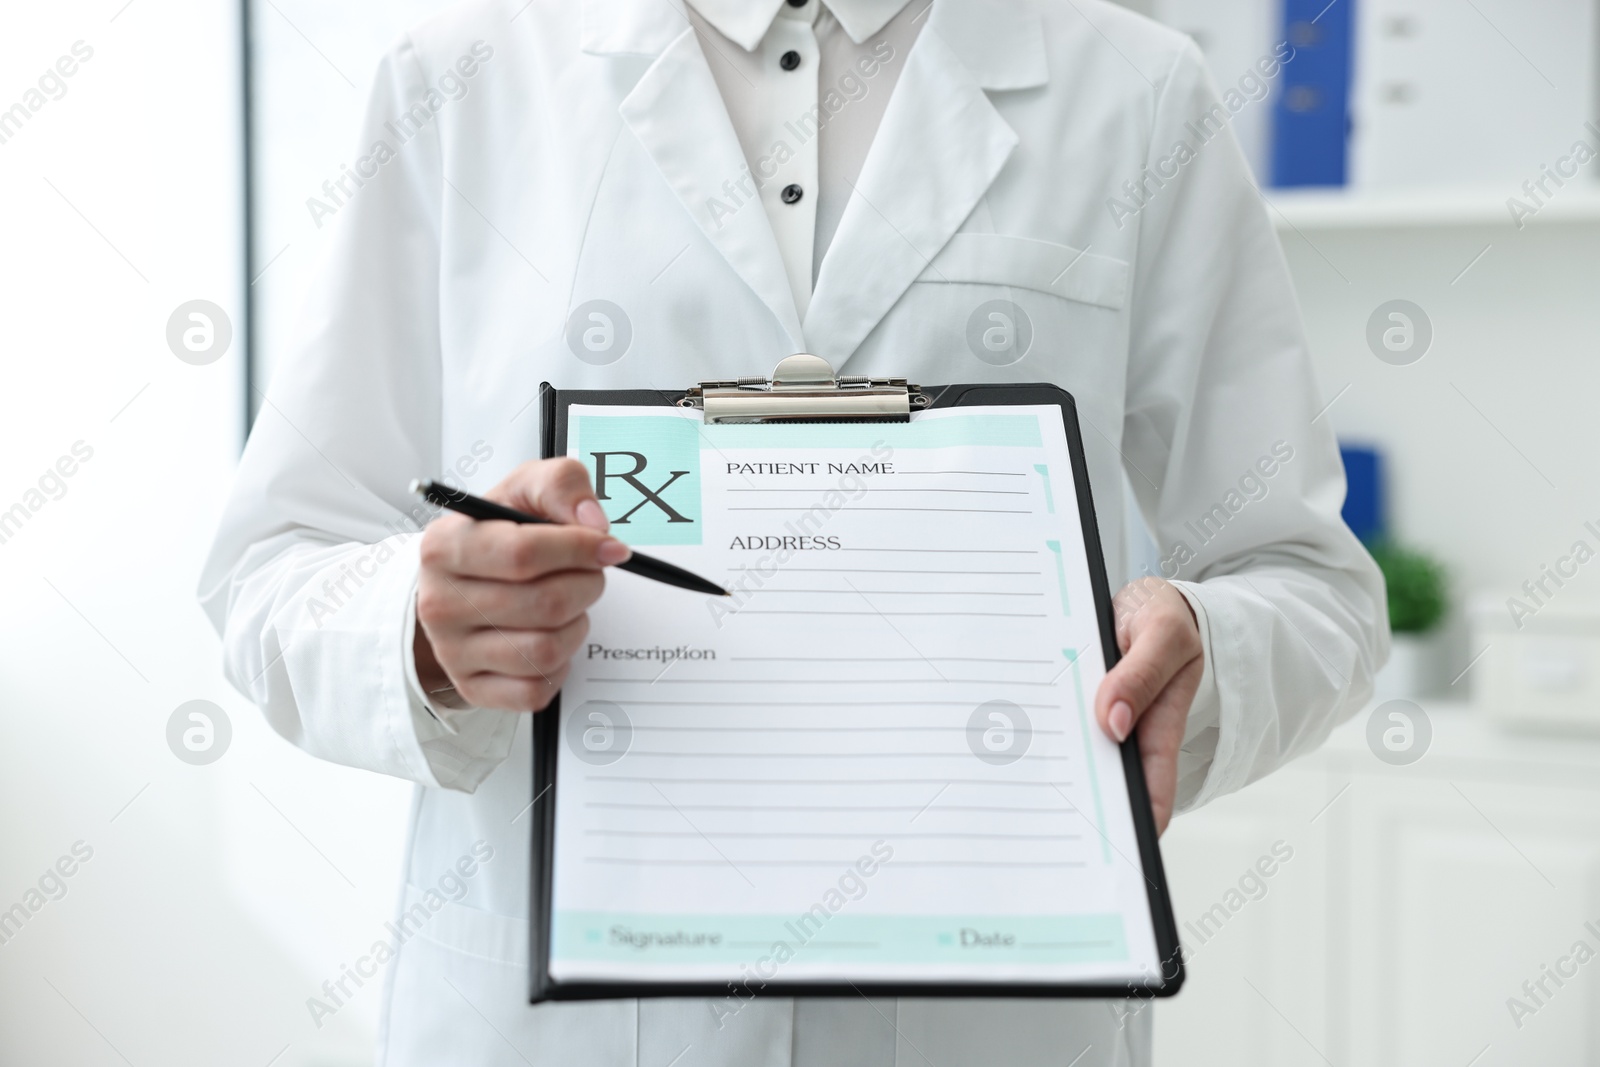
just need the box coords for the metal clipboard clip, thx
[680,353,931,424]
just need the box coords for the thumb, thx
[493,458,610,530]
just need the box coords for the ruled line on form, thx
[835,547,1041,554]
[723,568,1041,574]
[623,726,1069,734]
[729,655,1053,663]
[586,777,1076,786]
[726,611,1049,618]
[601,752,1073,760]
[584,677,1061,685]
[737,589,1044,596]
[582,858,1089,868]
[725,487,1030,495]
[728,507,1032,514]
[610,700,1059,708]
[583,831,1084,840]
[891,470,1027,477]
[583,803,1078,813]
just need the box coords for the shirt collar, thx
[687,0,914,51]
[581,0,1046,93]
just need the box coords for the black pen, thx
[410,480,727,597]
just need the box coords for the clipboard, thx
[530,355,1184,1003]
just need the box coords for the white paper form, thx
[546,405,1162,986]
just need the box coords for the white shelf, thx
[1310,700,1600,780]
[1263,185,1600,231]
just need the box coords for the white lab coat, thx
[200,0,1387,1063]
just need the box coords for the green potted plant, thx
[1369,541,1449,699]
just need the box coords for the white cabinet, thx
[1156,767,1338,1066]
[1155,705,1600,1065]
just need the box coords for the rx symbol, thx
[592,451,693,524]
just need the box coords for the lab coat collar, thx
[582,0,1048,90]
[616,24,808,348]
[579,0,687,56]
[585,0,1047,357]
[927,0,1049,91]
[804,1,1045,366]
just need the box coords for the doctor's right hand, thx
[412,458,632,712]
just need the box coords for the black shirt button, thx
[781,184,804,205]
[787,0,807,7]
[780,50,801,71]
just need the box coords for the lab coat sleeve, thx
[1121,42,1390,813]
[197,38,519,792]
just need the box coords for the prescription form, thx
[545,404,1162,986]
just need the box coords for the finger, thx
[1096,608,1201,742]
[1112,576,1167,652]
[1134,659,1202,835]
[445,613,591,679]
[419,571,605,631]
[490,457,609,531]
[426,521,628,582]
[455,666,572,713]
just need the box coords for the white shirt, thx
[685,0,925,316]
[199,1,1388,1063]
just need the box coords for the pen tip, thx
[409,478,424,495]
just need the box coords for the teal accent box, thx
[576,415,703,546]
[552,911,1129,966]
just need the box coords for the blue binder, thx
[1339,443,1385,544]
[1270,0,1355,187]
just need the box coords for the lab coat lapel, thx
[804,0,1046,369]
[615,20,807,349]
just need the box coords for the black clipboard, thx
[530,356,1184,1004]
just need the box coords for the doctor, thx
[202,0,1386,1063]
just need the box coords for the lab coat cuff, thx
[1167,580,1224,814]
[402,589,471,721]
[399,572,520,792]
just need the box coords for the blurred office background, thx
[2,0,1599,1063]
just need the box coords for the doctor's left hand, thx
[1094,577,1204,835]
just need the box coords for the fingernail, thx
[597,538,632,566]
[576,500,610,531]
[1109,701,1133,743]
